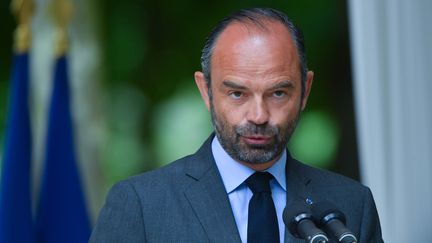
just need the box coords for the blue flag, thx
[0,53,36,243]
[35,55,91,243]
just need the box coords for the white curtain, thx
[348,0,432,242]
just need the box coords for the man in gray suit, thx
[90,8,383,243]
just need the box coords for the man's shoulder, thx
[127,154,197,188]
[111,135,215,197]
[292,159,367,190]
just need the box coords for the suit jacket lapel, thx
[183,135,241,243]
[284,153,313,243]
[286,156,312,204]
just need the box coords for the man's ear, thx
[194,71,211,111]
[301,70,314,111]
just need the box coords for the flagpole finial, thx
[11,0,34,53]
[51,0,73,56]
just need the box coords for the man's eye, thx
[229,91,243,99]
[273,90,286,98]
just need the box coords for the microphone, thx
[283,199,329,243]
[311,201,357,243]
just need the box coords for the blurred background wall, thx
[1,0,430,241]
[1,0,356,223]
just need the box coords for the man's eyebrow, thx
[222,80,247,90]
[270,80,294,90]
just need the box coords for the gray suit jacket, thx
[90,135,383,242]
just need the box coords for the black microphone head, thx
[311,201,357,243]
[283,199,313,238]
[311,200,346,227]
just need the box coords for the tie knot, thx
[245,172,274,193]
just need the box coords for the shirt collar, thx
[211,136,287,193]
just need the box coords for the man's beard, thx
[210,100,301,165]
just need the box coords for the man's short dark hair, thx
[200,7,308,98]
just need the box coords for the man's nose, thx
[246,98,269,125]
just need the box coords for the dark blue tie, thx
[246,172,280,243]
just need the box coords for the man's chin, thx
[237,155,277,165]
[233,147,279,164]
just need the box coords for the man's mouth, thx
[241,135,272,145]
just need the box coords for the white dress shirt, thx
[212,137,287,243]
